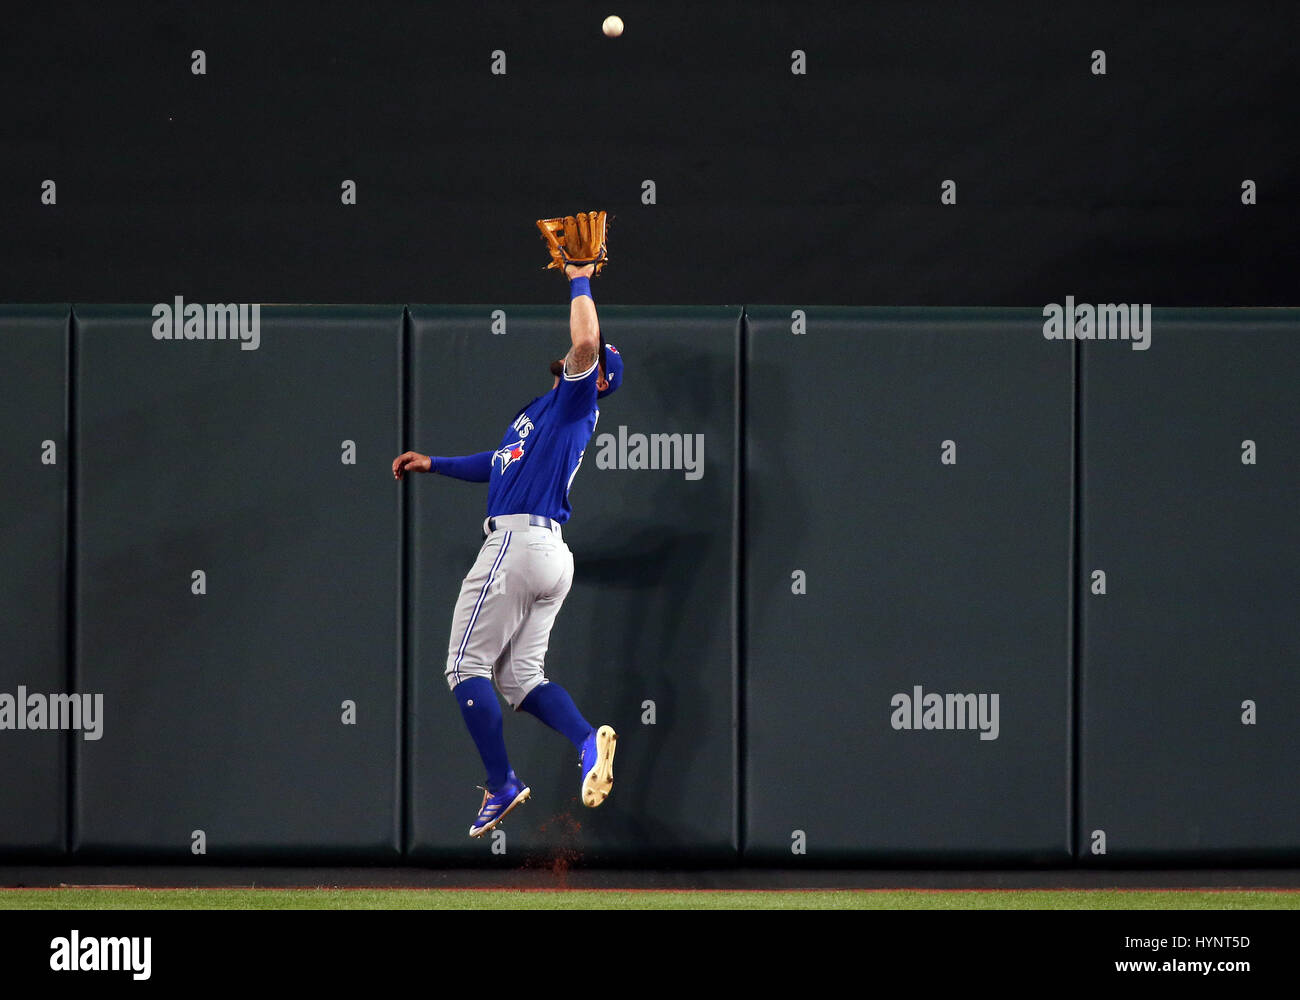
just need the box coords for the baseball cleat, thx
[468,771,531,838]
[579,725,617,808]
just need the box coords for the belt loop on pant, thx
[482,513,562,539]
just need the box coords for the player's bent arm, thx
[392,451,431,479]
[392,450,493,482]
[429,451,494,482]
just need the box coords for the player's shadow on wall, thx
[554,345,766,857]
[570,523,723,855]
[557,347,812,859]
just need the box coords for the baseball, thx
[602,15,624,38]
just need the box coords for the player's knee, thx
[501,666,547,710]
[445,655,493,688]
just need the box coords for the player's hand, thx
[392,451,432,480]
[564,263,596,280]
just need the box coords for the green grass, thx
[3,888,1298,910]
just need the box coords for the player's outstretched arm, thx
[564,263,600,375]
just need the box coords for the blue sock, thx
[453,678,511,792]
[519,682,592,750]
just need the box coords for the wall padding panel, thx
[72,305,403,858]
[744,307,1073,863]
[1078,310,1300,862]
[0,306,70,856]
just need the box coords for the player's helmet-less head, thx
[598,343,623,399]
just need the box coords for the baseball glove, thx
[536,211,610,275]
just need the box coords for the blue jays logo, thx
[494,439,526,473]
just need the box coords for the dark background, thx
[1,3,1297,867]
[2,1,1296,305]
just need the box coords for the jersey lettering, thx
[512,412,535,438]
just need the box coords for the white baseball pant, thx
[444,515,575,708]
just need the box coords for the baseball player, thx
[392,217,621,838]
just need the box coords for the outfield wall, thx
[1,304,1296,865]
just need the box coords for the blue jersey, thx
[485,356,603,524]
